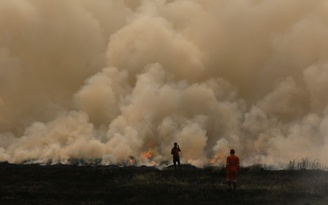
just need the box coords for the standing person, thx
[226,149,240,191]
[171,142,181,170]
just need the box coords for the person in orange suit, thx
[226,149,240,191]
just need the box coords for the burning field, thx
[1,162,328,205]
[2,0,328,187]
[2,1,328,203]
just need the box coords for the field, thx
[0,162,328,205]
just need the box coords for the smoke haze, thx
[1,0,328,168]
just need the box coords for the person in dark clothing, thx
[171,142,181,170]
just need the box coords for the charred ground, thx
[0,162,328,205]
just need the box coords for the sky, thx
[1,0,328,168]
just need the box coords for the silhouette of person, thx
[226,149,240,191]
[171,142,181,170]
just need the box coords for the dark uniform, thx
[171,142,181,170]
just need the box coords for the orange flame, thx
[209,153,226,165]
[142,150,153,159]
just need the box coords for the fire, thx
[142,150,154,159]
[209,158,216,165]
[128,156,137,166]
[141,148,158,166]
[209,153,226,165]
[142,142,156,160]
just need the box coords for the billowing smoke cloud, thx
[1,0,328,168]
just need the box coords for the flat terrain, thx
[0,162,328,204]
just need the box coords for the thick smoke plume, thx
[1,0,328,168]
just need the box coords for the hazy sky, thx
[1,0,328,168]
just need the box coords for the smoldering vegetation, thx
[1,0,328,168]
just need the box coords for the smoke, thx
[1,0,328,168]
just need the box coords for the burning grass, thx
[0,162,328,204]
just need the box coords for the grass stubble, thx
[0,162,328,205]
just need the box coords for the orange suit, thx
[226,154,240,181]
